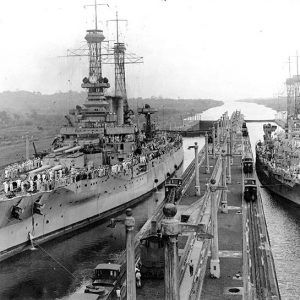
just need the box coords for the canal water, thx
[0,101,299,299]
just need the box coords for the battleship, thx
[0,8,183,261]
[256,72,300,205]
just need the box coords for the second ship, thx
[0,9,184,261]
[256,69,300,206]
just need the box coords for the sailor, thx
[42,173,46,182]
[36,179,41,191]
[21,181,25,192]
[29,180,34,192]
[16,179,21,189]
[189,260,194,276]
[115,286,121,299]
[135,268,142,287]
[3,181,8,193]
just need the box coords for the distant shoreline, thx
[236,98,286,113]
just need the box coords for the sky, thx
[0,0,300,101]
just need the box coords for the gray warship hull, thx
[0,146,183,261]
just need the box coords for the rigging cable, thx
[33,242,77,280]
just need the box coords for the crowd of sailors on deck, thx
[4,158,41,179]
[2,134,182,197]
[257,138,300,181]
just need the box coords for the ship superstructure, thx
[0,6,183,261]
[256,63,300,205]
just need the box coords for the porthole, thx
[60,204,62,207]
[46,220,49,224]
[35,223,38,226]
[61,215,63,218]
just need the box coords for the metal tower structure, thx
[80,1,110,100]
[66,7,143,124]
[107,11,143,116]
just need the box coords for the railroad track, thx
[248,200,265,299]
[242,134,280,300]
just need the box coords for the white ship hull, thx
[0,146,183,261]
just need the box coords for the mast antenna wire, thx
[84,0,109,30]
[34,242,77,280]
[106,11,128,44]
[287,56,291,78]
[297,50,299,77]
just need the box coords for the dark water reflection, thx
[0,187,167,300]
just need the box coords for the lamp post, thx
[110,209,136,300]
[221,150,228,214]
[230,127,234,165]
[205,132,210,174]
[161,203,212,300]
[188,142,201,196]
[212,125,216,159]
[209,178,227,278]
[216,121,220,146]
[226,130,231,184]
